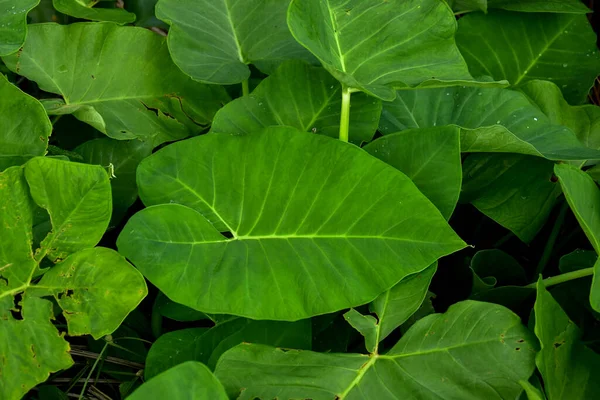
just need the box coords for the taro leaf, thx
[445,0,487,13]
[534,279,600,399]
[154,291,211,322]
[0,297,73,400]
[215,301,537,399]
[117,127,466,320]
[470,250,527,293]
[554,164,600,312]
[487,0,590,14]
[0,74,51,172]
[456,11,600,104]
[155,0,314,84]
[75,138,153,227]
[287,0,476,101]
[379,86,600,160]
[520,379,546,400]
[521,80,600,151]
[461,154,562,242]
[52,0,136,23]
[345,265,436,353]
[25,157,111,262]
[145,317,311,379]
[0,0,39,56]
[127,362,228,400]
[127,0,166,28]
[29,247,147,339]
[211,61,382,144]
[1,23,229,145]
[364,126,461,219]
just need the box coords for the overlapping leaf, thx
[145,317,311,378]
[215,301,537,399]
[1,23,229,145]
[211,61,382,144]
[117,127,466,320]
[287,0,477,101]
[457,11,600,104]
[447,0,590,14]
[155,0,314,84]
[0,0,39,56]
[127,362,228,400]
[462,154,562,242]
[364,126,461,219]
[0,74,51,171]
[534,279,600,399]
[53,0,136,23]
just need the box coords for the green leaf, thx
[445,0,487,13]
[554,164,600,312]
[470,250,527,293]
[521,80,600,151]
[75,138,153,227]
[342,309,378,352]
[25,157,112,262]
[487,0,590,14]
[461,154,562,242]
[128,0,166,28]
[0,297,73,400]
[287,0,475,101]
[1,23,230,145]
[52,0,136,23]
[29,247,148,339]
[0,0,39,56]
[127,362,228,400]
[0,74,51,171]
[364,126,461,219]
[215,301,537,399]
[519,379,546,400]
[379,85,600,160]
[154,292,211,322]
[534,279,600,399]
[117,127,466,320]
[155,0,314,84]
[456,11,600,104]
[145,317,311,379]
[211,60,382,144]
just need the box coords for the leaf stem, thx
[339,85,351,142]
[533,201,569,278]
[79,339,110,399]
[525,267,594,289]
[242,79,250,97]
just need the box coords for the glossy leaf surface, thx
[118,127,466,320]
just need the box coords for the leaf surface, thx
[117,127,466,320]
[461,154,562,242]
[364,127,461,219]
[211,61,382,144]
[447,0,590,14]
[127,362,228,400]
[155,0,314,84]
[52,0,136,23]
[1,23,229,144]
[0,0,39,56]
[287,0,475,100]
[215,301,537,399]
[457,11,600,104]
[0,74,51,171]
[534,279,600,399]
[379,85,600,160]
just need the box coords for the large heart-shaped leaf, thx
[215,301,537,399]
[145,317,311,379]
[364,126,461,220]
[211,61,382,144]
[0,0,39,56]
[1,23,229,145]
[456,11,600,104]
[117,127,466,320]
[0,74,51,171]
[287,0,475,101]
[534,279,600,399]
[155,0,314,84]
[461,153,562,242]
[52,0,136,23]
[554,164,600,312]
[522,80,600,152]
[127,362,228,400]
[379,85,600,160]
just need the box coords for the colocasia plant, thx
[2,0,600,399]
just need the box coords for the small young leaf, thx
[52,0,136,24]
[343,309,378,353]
